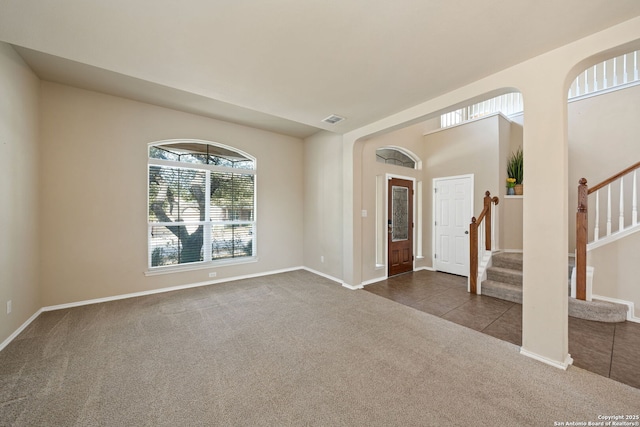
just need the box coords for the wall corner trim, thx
[0,308,43,353]
[301,267,343,285]
[520,347,574,370]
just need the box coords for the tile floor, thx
[364,270,640,390]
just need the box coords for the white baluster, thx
[613,56,618,86]
[619,178,625,232]
[603,58,608,89]
[623,53,628,84]
[479,221,484,258]
[576,75,581,96]
[635,51,638,81]
[584,69,589,93]
[491,203,496,250]
[633,170,637,226]
[593,65,598,91]
[594,191,600,242]
[607,184,612,236]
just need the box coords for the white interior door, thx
[434,175,472,276]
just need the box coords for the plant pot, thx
[507,187,515,195]
[514,184,523,195]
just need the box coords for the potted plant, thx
[506,178,516,195]
[507,147,523,195]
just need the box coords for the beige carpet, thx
[1,270,639,426]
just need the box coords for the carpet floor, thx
[1,270,639,426]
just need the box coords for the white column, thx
[521,78,571,369]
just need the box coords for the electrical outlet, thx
[7,300,11,314]
[209,272,217,278]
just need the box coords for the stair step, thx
[486,266,522,286]
[481,280,522,304]
[491,252,574,279]
[569,298,628,323]
[492,252,523,270]
[479,252,627,323]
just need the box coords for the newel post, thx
[469,217,478,294]
[576,178,588,300]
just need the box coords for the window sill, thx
[504,195,523,199]
[144,256,258,276]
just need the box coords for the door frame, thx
[432,174,474,275]
[386,173,416,278]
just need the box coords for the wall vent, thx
[322,114,346,124]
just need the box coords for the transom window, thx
[376,148,416,169]
[148,140,256,269]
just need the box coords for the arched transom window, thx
[376,148,417,169]
[148,140,256,269]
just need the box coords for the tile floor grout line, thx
[479,304,515,333]
[437,299,475,318]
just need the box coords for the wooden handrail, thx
[469,191,499,294]
[588,161,640,194]
[576,160,640,300]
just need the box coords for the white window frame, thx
[146,140,257,274]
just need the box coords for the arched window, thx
[375,148,417,169]
[148,140,256,269]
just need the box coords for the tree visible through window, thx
[148,141,256,268]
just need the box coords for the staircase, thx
[482,252,628,323]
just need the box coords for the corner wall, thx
[303,131,344,280]
[0,43,41,344]
[39,82,304,307]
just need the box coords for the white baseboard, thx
[1,266,306,352]
[342,283,364,290]
[301,267,342,285]
[501,249,523,253]
[591,294,638,323]
[42,266,303,312]
[415,266,436,272]
[360,276,387,287]
[520,348,573,370]
[0,308,43,352]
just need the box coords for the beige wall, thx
[39,82,304,306]
[303,131,344,280]
[589,231,640,318]
[0,43,41,345]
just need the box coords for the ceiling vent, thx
[322,114,346,125]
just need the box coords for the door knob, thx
[464,231,469,234]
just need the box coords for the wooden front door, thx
[388,178,414,276]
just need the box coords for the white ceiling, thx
[2,0,640,138]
